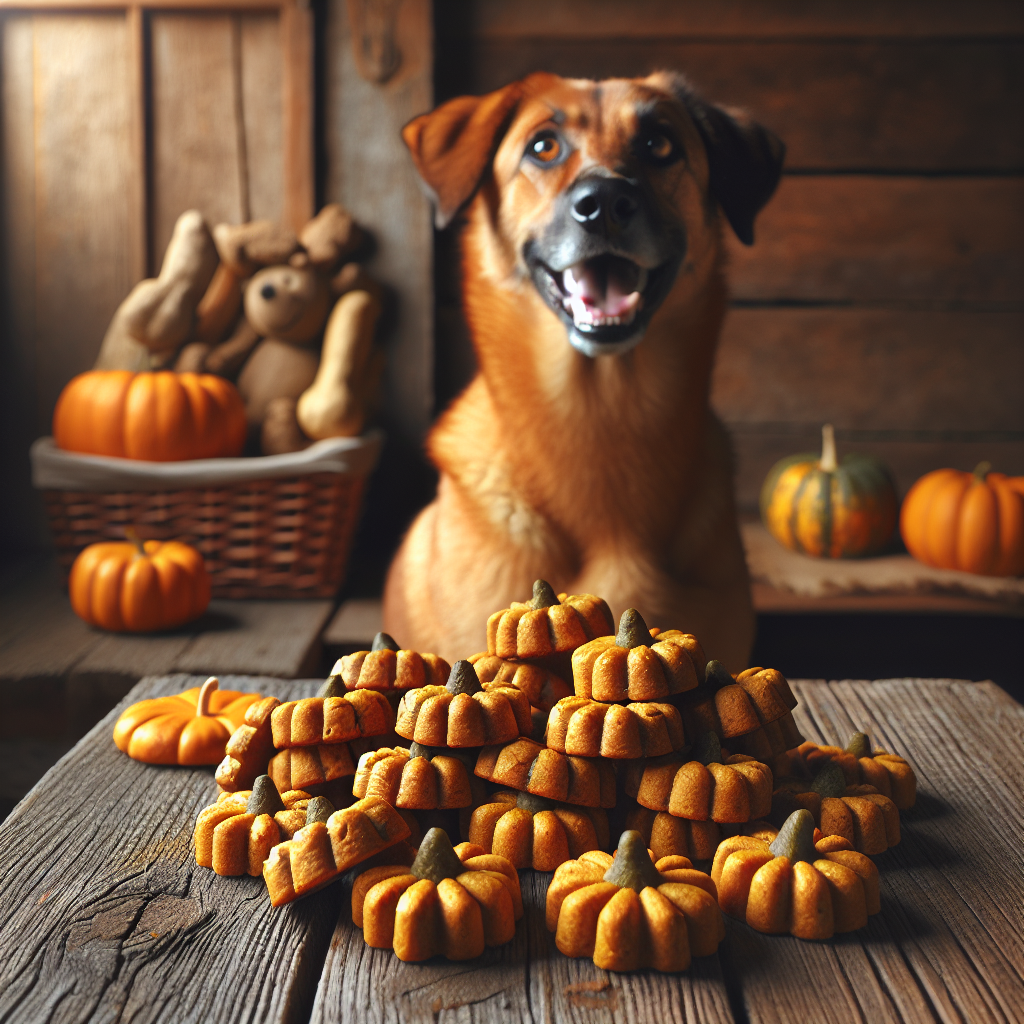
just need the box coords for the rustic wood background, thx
[434,0,1024,514]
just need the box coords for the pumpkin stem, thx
[972,460,992,481]
[123,526,147,557]
[530,579,560,610]
[819,424,838,473]
[197,676,219,717]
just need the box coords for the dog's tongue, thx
[563,257,645,327]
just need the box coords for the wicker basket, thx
[31,433,382,599]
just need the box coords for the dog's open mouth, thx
[532,252,674,357]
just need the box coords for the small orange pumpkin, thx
[69,530,211,632]
[113,676,262,764]
[53,370,246,461]
[900,463,1024,576]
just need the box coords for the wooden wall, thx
[434,0,1024,512]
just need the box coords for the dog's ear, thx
[403,83,524,229]
[651,73,785,245]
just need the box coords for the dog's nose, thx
[569,178,639,233]
[260,284,276,300]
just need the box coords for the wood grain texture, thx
[150,13,244,264]
[713,309,1024,434]
[0,673,339,1024]
[459,40,1024,171]
[728,177,1024,304]
[240,12,283,224]
[467,0,1024,39]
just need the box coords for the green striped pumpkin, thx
[760,425,898,558]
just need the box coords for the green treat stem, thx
[247,775,286,816]
[810,762,846,799]
[410,827,466,883]
[769,809,817,864]
[704,660,735,691]
[516,790,554,813]
[603,830,664,892]
[318,673,346,699]
[615,608,653,649]
[304,796,335,827]
[845,732,870,758]
[371,631,401,652]
[530,579,559,610]
[691,730,723,766]
[446,659,482,696]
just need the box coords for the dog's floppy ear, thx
[652,73,785,245]
[403,83,524,229]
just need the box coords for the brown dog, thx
[383,72,783,670]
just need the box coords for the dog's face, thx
[404,72,783,358]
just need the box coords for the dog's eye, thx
[645,133,676,163]
[527,132,563,166]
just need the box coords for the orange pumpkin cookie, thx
[790,733,917,810]
[268,742,356,795]
[617,801,722,862]
[712,809,880,940]
[351,828,523,961]
[264,795,411,906]
[469,653,572,712]
[395,660,532,747]
[336,632,451,702]
[771,763,900,855]
[195,776,322,876]
[486,580,613,660]
[571,609,706,702]
[352,744,483,810]
[215,695,281,791]
[271,682,393,748]
[468,789,610,870]
[546,831,725,972]
[114,677,261,765]
[725,713,805,761]
[681,662,798,742]
[624,733,773,823]
[475,737,616,809]
[546,694,686,758]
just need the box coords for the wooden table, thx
[0,674,1021,1024]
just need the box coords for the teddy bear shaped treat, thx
[467,788,610,871]
[712,809,880,940]
[350,827,523,961]
[571,608,706,702]
[546,830,726,972]
[194,775,322,877]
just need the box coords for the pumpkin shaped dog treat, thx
[264,794,411,906]
[468,789,610,870]
[618,801,723,862]
[216,696,281,791]
[625,732,773,823]
[796,733,917,810]
[395,660,532,747]
[351,827,523,961]
[571,609,706,703]
[337,632,451,704]
[681,661,799,745]
[771,763,900,856]
[712,809,880,940]
[486,580,614,660]
[268,742,356,797]
[475,737,616,809]
[195,775,319,876]
[547,830,725,972]
[546,694,686,758]
[114,677,261,765]
[352,744,481,810]
[468,653,571,713]
[271,679,393,748]
[726,713,805,762]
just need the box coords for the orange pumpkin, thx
[53,370,246,461]
[901,463,1024,576]
[69,531,211,632]
[114,676,262,764]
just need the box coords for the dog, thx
[383,72,784,671]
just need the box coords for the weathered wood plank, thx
[0,674,335,1024]
[713,309,1024,434]
[322,598,383,652]
[150,13,244,263]
[727,177,1024,304]
[466,0,1024,39]
[240,12,283,224]
[458,40,1024,171]
[729,429,1024,512]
